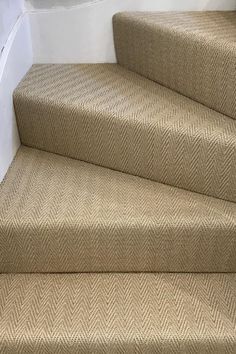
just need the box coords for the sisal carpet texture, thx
[113,11,236,120]
[0,273,235,353]
[14,64,236,203]
[1,11,236,353]
[0,146,235,273]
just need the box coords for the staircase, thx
[0,11,236,353]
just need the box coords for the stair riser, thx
[113,13,236,120]
[1,146,235,274]
[14,95,236,203]
[1,223,236,273]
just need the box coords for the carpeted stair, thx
[14,63,236,203]
[1,146,236,273]
[0,273,235,353]
[113,11,236,120]
[0,10,236,353]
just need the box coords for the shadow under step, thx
[113,11,236,120]
[0,146,235,273]
[14,64,236,203]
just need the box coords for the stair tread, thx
[0,146,235,273]
[113,11,236,120]
[14,64,236,203]
[115,11,236,45]
[0,272,235,353]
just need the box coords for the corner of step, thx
[112,11,132,23]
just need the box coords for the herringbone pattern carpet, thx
[2,11,236,353]
[0,146,236,273]
[0,273,235,353]
[14,64,236,202]
[113,11,236,120]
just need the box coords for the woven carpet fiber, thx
[14,64,236,202]
[0,273,236,354]
[0,146,236,273]
[113,11,236,120]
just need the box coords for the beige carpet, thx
[14,64,236,203]
[0,273,235,353]
[0,146,235,273]
[2,11,236,353]
[113,11,236,120]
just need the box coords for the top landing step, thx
[113,11,236,119]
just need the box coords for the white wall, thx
[24,0,236,11]
[0,0,24,55]
[25,0,96,10]
[0,2,33,182]
[27,0,236,63]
